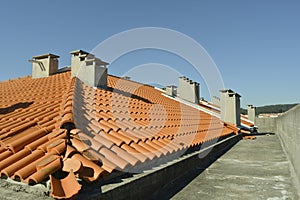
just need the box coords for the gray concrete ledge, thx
[0,178,51,200]
[80,133,242,200]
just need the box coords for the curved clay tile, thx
[111,145,140,166]
[0,149,31,171]
[1,150,44,178]
[7,120,37,137]
[64,145,78,159]
[120,143,149,163]
[62,158,82,173]
[154,139,175,154]
[50,170,81,199]
[109,130,133,145]
[48,129,68,140]
[92,134,114,149]
[72,153,106,182]
[76,132,104,151]
[13,152,56,182]
[129,142,157,160]
[0,149,13,162]
[27,155,62,185]
[0,146,6,154]
[99,147,130,170]
[101,132,124,147]
[46,139,67,155]
[137,141,163,158]
[7,127,48,153]
[145,140,169,156]
[70,137,89,152]
[82,149,117,173]
[25,135,49,152]
[60,113,74,127]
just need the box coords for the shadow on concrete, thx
[147,134,242,200]
[0,102,33,115]
[248,132,275,136]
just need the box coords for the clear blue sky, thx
[0,0,299,107]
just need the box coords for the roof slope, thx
[199,101,255,128]
[0,72,72,184]
[0,71,238,198]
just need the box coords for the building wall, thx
[256,104,300,187]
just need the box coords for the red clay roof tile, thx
[0,70,239,198]
[50,170,81,199]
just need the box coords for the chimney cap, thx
[220,89,234,93]
[70,49,109,66]
[166,85,177,88]
[85,57,109,66]
[32,53,59,60]
[220,89,241,97]
[69,49,89,55]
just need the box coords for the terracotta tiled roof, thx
[199,102,255,127]
[0,71,238,198]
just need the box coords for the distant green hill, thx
[241,103,298,115]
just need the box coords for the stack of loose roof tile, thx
[0,71,239,199]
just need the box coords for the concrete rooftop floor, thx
[171,133,299,200]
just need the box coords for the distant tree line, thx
[240,103,298,115]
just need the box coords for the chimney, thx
[212,96,221,107]
[220,89,241,126]
[247,105,256,122]
[70,50,89,77]
[70,50,109,88]
[29,53,59,78]
[177,76,200,104]
[166,85,177,97]
[121,76,131,80]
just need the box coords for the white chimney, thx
[178,76,200,104]
[220,89,241,126]
[70,50,109,88]
[212,96,220,107]
[247,105,256,123]
[29,53,59,78]
[166,85,177,97]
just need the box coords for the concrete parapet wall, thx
[255,117,277,133]
[276,104,300,187]
[256,104,300,190]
